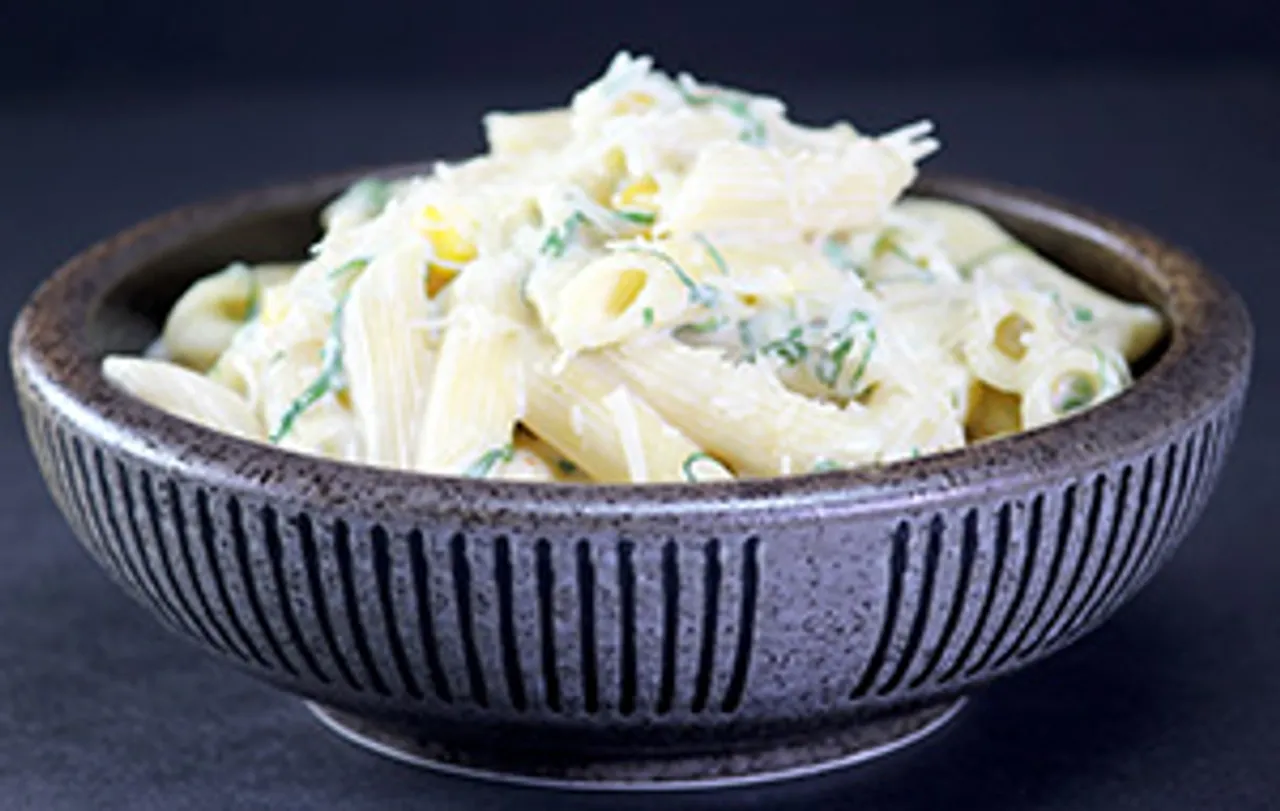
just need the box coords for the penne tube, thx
[1021,342,1131,430]
[163,262,297,372]
[540,237,843,353]
[413,256,529,475]
[103,356,264,441]
[661,135,923,236]
[900,197,1164,362]
[522,336,732,483]
[484,108,574,156]
[609,336,881,476]
[342,242,437,470]
[514,428,594,483]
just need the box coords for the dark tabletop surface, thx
[1,69,1278,810]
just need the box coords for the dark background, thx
[5,0,1278,100]
[4,2,1280,809]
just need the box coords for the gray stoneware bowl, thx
[11,167,1252,790]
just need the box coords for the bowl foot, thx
[306,697,967,791]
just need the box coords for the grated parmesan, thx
[601,385,649,482]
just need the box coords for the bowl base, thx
[306,697,967,791]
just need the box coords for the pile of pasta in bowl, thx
[105,52,1165,484]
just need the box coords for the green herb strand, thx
[348,177,392,215]
[848,326,878,390]
[737,319,756,354]
[676,316,727,336]
[681,451,716,483]
[1047,290,1095,328]
[269,293,352,443]
[327,257,371,281]
[677,87,767,145]
[615,210,656,226]
[815,335,855,386]
[886,242,935,281]
[627,247,719,308]
[811,311,874,389]
[1053,374,1097,414]
[821,237,869,279]
[758,326,809,366]
[694,233,730,275]
[465,444,516,478]
[541,212,588,258]
[243,273,262,322]
[1092,346,1124,393]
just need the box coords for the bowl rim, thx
[10,165,1253,530]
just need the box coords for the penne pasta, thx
[163,261,297,372]
[413,256,529,475]
[493,441,558,482]
[342,242,438,470]
[661,133,928,237]
[522,336,732,483]
[900,197,1164,362]
[609,337,881,476]
[965,382,1023,442]
[1021,342,1131,431]
[484,108,574,156]
[115,51,1165,482]
[104,356,264,441]
[540,237,845,354]
[962,284,1065,393]
[514,428,594,483]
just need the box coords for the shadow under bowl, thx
[9,168,1253,789]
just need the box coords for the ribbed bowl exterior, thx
[11,169,1253,769]
[18,387,1243,737]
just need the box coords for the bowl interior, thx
[92,174,1170,367]
[93,204,325,357]
[14,167,1249,530]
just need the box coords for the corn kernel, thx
[419,205,478,265]
[611,92,656,116]
[426,265,460,298]
[419,205,476,298]
[614,176,659,211]
[258,286,290,327]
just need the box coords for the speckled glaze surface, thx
[10,167,1253,788]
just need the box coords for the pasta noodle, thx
[413,255,529,475]
[484,109,574,156]
[1020,343,1131,431]
[610,337,882,477]
[103,356,264,441]
[342,242,437,470]
[106,51,1166,483]
[899,198,1164,362]
[522,335,732,483]
[163,262,296,372]
[662,135,931,237]
[539,237,843,354]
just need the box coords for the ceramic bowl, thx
[10,168,1252,789]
